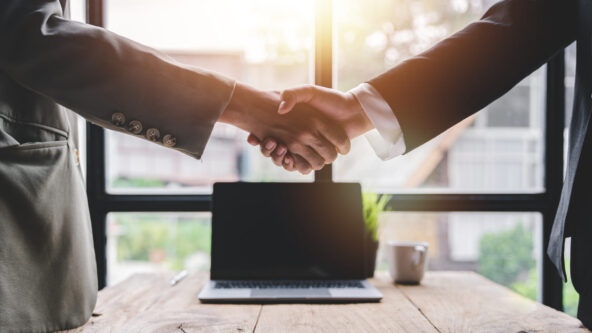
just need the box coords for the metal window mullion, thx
[384,193,546,212]
[86,0,108,289]
[102,194,212,212]
[314,0,333,182]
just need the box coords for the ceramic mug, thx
[386,241,429,284]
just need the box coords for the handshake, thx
[220,82,376,174]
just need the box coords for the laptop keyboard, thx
[214,280,365,289]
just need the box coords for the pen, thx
[169,270,188,286]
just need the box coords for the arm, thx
[368,0,577,151]
[0,0,350,169]
[255,0,577,167]
[0,0,234,159]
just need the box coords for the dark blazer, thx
[0,0,235,331]
[369,0,591,324]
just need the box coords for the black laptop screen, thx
[211,182,366,280]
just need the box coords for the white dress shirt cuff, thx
[349,83,406,160]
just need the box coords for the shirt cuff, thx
[349,83,406,160]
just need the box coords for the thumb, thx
[277,85,318,114]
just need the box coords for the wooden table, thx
[60,271,588,332]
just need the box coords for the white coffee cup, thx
[386,241,429,284]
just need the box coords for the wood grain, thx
[56,271,589,333]
[57,272,261,333]
[254,275,437,333]
[397,271,589,333]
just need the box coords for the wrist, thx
[219,82,279,133]
[343,92,375,138]
[219,82,248,127]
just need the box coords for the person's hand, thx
[218,82,351,174]
[248,84,375,169]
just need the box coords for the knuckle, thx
[287,142,304,154]
[281,89,293,100]
[328,150,338,162]
[340,139,351,154]
[311,159,324,170]
[260,147,271,157]
[298,131,311,140]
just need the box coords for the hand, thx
[219,82,351,174]
[249,84,375,169]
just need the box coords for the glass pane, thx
[104,0,314,194]
[108,211,543,303]
[107,212,212,285]
[375,211,542,301]
[334,0,545,193]
[563,238,579,318]
[68,0,85,23]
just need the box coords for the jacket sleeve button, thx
[146,128,161,142]
[111,112,126,126]
[127,120,143,134]
[162,134,177,147]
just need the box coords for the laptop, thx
[198,182,383,302]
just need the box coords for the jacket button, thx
[146,128,161,141]
[111,112,126,126]
[127,120,143,134]
[162,134,177,147]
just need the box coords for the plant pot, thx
[365,238,379,278]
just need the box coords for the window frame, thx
[85,0,565,311]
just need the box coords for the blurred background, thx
[70,0,578,316]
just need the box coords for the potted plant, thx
[362,192,389,277]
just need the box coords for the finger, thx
[273,144,287,158]
[278,85,317,114]
[282,154,296,172]
[260,137,277,157]
[308,135,338,164]
[279,85,346,116]
[271,144,288,166]
[292,154,313,174]
[290,143,325,171]
[319,121,351,155]
[247,134,261,146]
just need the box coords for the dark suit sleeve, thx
[368,0,577,152]
[0,0,236,158]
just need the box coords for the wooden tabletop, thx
[59,271,588,333]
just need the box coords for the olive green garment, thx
[0,1,235,332]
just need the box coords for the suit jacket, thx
[0,0,235,331]
[369,0,584,296]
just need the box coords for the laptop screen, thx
[211,182,366,280]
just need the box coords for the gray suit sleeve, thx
[0,0,236,159]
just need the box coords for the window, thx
[376,212,542,300]
[86,0,567,313]
[104,0,315,194]
[333,0,544,193]
[107,212,212,285]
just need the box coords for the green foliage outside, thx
[336,0,480,91]
[478,224,535,286]
[478,224,579,317]
[115,214,211,270]
[510,267,537,300]
[563,261,580,317]
[112,177,166,188]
